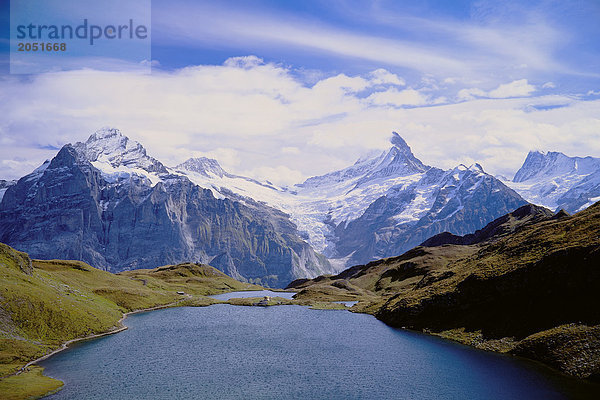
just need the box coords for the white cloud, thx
[457,87,488,100]
[0,60,598,185]
[281,147,300,154]
[457,79,537,100]
[368,69,405,86]
[542,81,556,89]
[223,55,265,69]
[488,79,536,98]
[367,88,429,106]
[248,166,305,186]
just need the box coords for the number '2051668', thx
[17,42,66,51]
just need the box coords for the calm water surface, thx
[209,290,296,301]
[41,305,600,399]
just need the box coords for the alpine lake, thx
[40,291,600,399]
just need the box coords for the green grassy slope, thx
[288,203,600,379]
[0,244,261,399]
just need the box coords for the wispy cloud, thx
[154,6,468,76]
[458,79,537,100]
[151,0,597,82]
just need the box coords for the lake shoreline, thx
[25,290,600,399]
[10,297,193,399]
[19,297,191,375]
[37,300,600,400]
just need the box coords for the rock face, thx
[250,132,523,269]
[0,129,531,282]
[504,150,600,213]
[0,179,16,203]
[168,132,528,271]
[420,204,555,247]
[336,161,525,264]
[0,128,329,287]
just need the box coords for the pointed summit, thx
[176,157,227,178]
[390,131,410,150]
[361,133,428,180]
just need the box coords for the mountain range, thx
[0,129,329,287]
[503,150,600,214]
[1,128,599,286]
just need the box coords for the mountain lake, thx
[40,293,600,399]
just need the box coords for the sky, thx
[1,0,599,185]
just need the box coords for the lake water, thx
[209,290,296,301]
[41,304,600,399]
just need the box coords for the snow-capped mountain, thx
[73,127,169,185]
[0,128,330,287]
[333,161,526,266]
[169,131,526,269]
[177,157,227,178]
[9,127,588,282]
[503,150,600,213]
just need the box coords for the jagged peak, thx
[72,128,168,176]
[514,149,600,183]
[176,157,226,178]
[368,132,429,176]
[78,127,145,160]
[390,132,410,150]
[87,127,123,142]
[301,133,429,188]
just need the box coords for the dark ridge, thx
[551,209,571,220]
[421,203,554,247]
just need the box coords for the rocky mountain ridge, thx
[2,127,600,284]
[171,131,527,269]
[504,150,600,213]
[0,129,329,287]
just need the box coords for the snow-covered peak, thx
[368,140,427,177]
[301,133,428,189]
[504,150,600,212]
[451,163,485,174]
[176,157,227,178]
[73,128,168,176]
[513,150,600,183]
[390,131,411,152]
[67,128,169,186]
[81,127,143,164]
[361,133,428,179]
[87,126,122,141]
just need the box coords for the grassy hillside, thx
[0,244,260,399]
[288,203,600,379]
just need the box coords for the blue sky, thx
[0,0,599,184]
[149,0,600,91]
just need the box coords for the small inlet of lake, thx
[41,293,600,399]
